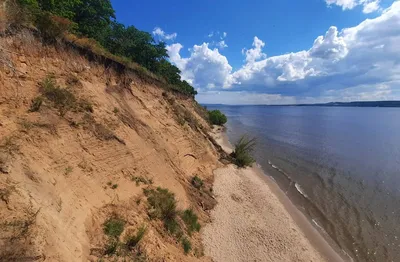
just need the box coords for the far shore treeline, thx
[12,0,197,96]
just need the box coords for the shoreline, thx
[203,126,345,262]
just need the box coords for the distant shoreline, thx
[203,100,400,108]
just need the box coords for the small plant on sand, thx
[64,166,73,176]
[125,225,146,250]
[104,218,125,238]
[181,237,192,255]
[104,239,118,255]
[144,187,180,235]
[29,96,43,112]
[111,184,118,189]
[39,75,76,116]
[230,135,257,168]
[181,209,201,236]
[191,175,203,189]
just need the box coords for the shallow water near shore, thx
[207,105,400,262]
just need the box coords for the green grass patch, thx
[29,96,43,112]
[144,187,177,221]
[181,237,192,255]
[230,135,257,168]
[103,218,125,238]
[181,209,201,236]
[191,175,203,189]
[144,187,182,235]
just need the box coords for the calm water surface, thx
[207,105,400,262]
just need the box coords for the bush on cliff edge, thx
[208,110,227,126]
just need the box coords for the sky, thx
[111,0,400,105]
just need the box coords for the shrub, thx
[144,187,177,221]
[103,218,125,237]
[191,175,203,189]
[29,96,43,112]
[181,238,192,255]
[144,187,181,235]
[208,110,227,126]
[125,225,146,250]
[230,135,256,168]
[164,217,180,235]
[181,209,201,236]
[35,12,74,41]
[39,75,76,116]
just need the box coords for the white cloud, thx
[222,32,227,38]
[216,40,228,49]
[168,2,400,104]
[242,37,267,63]
[309,26,348,60]
[362,0,381,13]
[325,0,381,13]
[152,27,177,41]
[167,43,234,88]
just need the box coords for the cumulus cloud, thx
[168,1,400,104]
[325,0,381,13]
[167,43,234,88]
[242,37,267,63]
[152,27,177,41]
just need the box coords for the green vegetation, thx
[12,0,197,96]
[230,135,257,167]
[144,187,177,221]
[29,96,43,112]
[64,166,73,175]
[191,175,203,189]
[36,75,93,116]
[181,237,192,254]
[39,75,76,116]
[208,110,227,126]
[103,218,124,237]
[104,239,118,255]
[143,187,183,236]
[125,225,146,250]
[131,175,153,186]
[181,209,201,236]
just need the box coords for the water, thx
[206,105,400,262]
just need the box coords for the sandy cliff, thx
[0,29,221,261]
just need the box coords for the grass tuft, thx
[144,187,182,235]
[181,237,192,255]
[144,187,177,221]
[39,75,76,116]
[103,218,125,238]
[125,225,146,250]
[29,96,43,112]
[181,209,201,236]
[104,239,118,255]
[191,175,203,189]
[230,135,257,168]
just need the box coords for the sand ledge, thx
[202,126,344,262]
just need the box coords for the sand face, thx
[202,127,342,262]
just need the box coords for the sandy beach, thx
[202,127,344,262]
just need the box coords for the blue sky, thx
[111,0,400,104]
